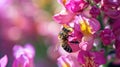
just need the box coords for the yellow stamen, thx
[80,20,92,36]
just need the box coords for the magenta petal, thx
[65,0,88,13]
[88,18,100,34]
[92,50,106,65]
[53,12,75,24]
[73,21,83,41]
[78,50,106,66]
[13,45,24,58]
[77,50,89,64]
[12,55,29,67]
[0,55,8,67]
[79,36,94,51]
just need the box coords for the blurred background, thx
[0,0,62,67]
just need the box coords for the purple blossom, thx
[100,29,115,45]
[90,6,100,18]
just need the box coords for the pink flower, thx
[65,0,88,13]
[75,15,100,35]
[100,29,115,45]
[0,55,8,67]
[68,15,101,51]
[12,43,35,67]
[77,50,106,67]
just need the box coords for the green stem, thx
[97,12,104,30]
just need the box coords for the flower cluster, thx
[54,0,120,67]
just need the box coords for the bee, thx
[58,25,73,53]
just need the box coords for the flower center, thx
[80,20,92,36]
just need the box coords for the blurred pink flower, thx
[12,43,35,67]
[0,55,8,67]
[77,50,106,67]
[37,21,60,46]
[0,0,12,11]
[47,45,61,60]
